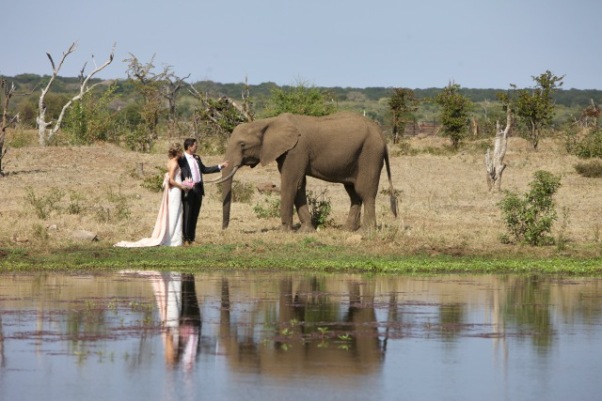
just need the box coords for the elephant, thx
[217,112,398,231]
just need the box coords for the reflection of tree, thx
[503,275,553,349]
[438,303,464,339]
[0,317,4,368]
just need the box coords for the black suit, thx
[179,154,221,243]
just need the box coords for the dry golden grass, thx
[1,130,601,258]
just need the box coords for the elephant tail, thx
[384,146,398,218]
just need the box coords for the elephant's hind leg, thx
[295,177,314,232]
[344,184,362,231]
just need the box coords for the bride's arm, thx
[167,158,186,190]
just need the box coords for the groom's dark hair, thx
[183,138,197,151]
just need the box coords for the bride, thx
[114,143,190,247]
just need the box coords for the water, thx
[1,271,601,401]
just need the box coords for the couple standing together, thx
[115,138,228,248]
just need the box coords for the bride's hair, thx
[168,143,182,159]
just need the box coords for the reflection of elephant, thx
[219,112,398,231]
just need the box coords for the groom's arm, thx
[198,158,222,174]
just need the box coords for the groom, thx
[179,138,228,245]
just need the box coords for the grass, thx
[1,242,601,275]
[1,130,602,275]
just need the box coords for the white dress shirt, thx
[185,153,201,183]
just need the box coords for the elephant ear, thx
[259,116,300,166]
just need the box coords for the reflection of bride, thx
[114,143,190,248]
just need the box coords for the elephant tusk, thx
[204,165,239,184]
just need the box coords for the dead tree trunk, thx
[0,80,16,176]
[37,42,115,146]
[485,108,512,191]
[37,42,77,146]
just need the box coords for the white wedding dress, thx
[114,170,183,247]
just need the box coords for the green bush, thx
[498,170,561,246]
[574,159,602,178]
[307,190,333,228]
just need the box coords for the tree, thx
[435,82,472,148]
[262,81,336,118]
[124,54,165,151]
[1,80,16,175]
[63,83,119,144]
[388,88,418,143]
[579,99,600,128]
[188,79,253,138]
[37,42,115,146]
[485,107,512,191]
[499,70,564,150]
[1,80,36,174]
[159,67,190,136]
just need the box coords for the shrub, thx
[25,186,65,219]
[216,180,254,203]
[66,190,86,215]
[253,195,281,219]
[570,129,602,158]
[574,159,602,178]
[307,190,333,228]
[141,167,167,192]
[498,170,561,246]
[94,186,131,222]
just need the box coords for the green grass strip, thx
[1,244,602,276]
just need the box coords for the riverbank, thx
[2,242,601,275]
[1,135,601,274]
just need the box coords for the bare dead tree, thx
[161,68,190,123]
[1,80,18,176]
[471,116,479,137]
[485,107,512,191]
[1,81,38,175]
[37,42,115,146]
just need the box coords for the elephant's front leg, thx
[278,157,313,232]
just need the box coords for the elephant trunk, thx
[221,165,237,229]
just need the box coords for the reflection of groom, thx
[179,138,228,245]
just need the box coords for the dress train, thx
[114,172,183,247]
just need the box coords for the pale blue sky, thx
[3,0,601,89]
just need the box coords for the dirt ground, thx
[1,134,601,257]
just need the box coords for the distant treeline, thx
[3,73,601,107]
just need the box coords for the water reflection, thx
[1,272,601,401]
[215,276,384,376]
[144,272,201,370]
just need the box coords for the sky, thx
[3,0,602,90]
